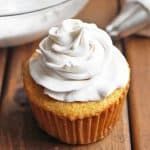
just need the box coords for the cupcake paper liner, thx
[29,87,127,144]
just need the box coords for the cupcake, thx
[23,19,130,144]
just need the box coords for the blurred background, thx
[0,0,149,47]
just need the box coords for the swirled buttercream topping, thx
[29,19,129,102]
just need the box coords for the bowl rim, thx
[0,0,73,17]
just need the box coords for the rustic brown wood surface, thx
[0,0,149,149]
[0,49,7,98]
[125,37,150,150]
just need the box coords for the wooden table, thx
[0,0,149,149]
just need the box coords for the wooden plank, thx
[0,0,131,149]
[124,37,150,150]
[0,49,7,98]
[75,0,118,28]
[0,42,39,150]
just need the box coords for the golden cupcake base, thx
[29,86,127,144]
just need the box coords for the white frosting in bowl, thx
[29,19,129,102]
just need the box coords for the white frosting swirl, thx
[29,19,129,102]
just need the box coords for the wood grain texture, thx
[0,43,38,150]
[0,0,131,149]
[125,37,150,150]
[0,49,7,98]
[75,0,118,27]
